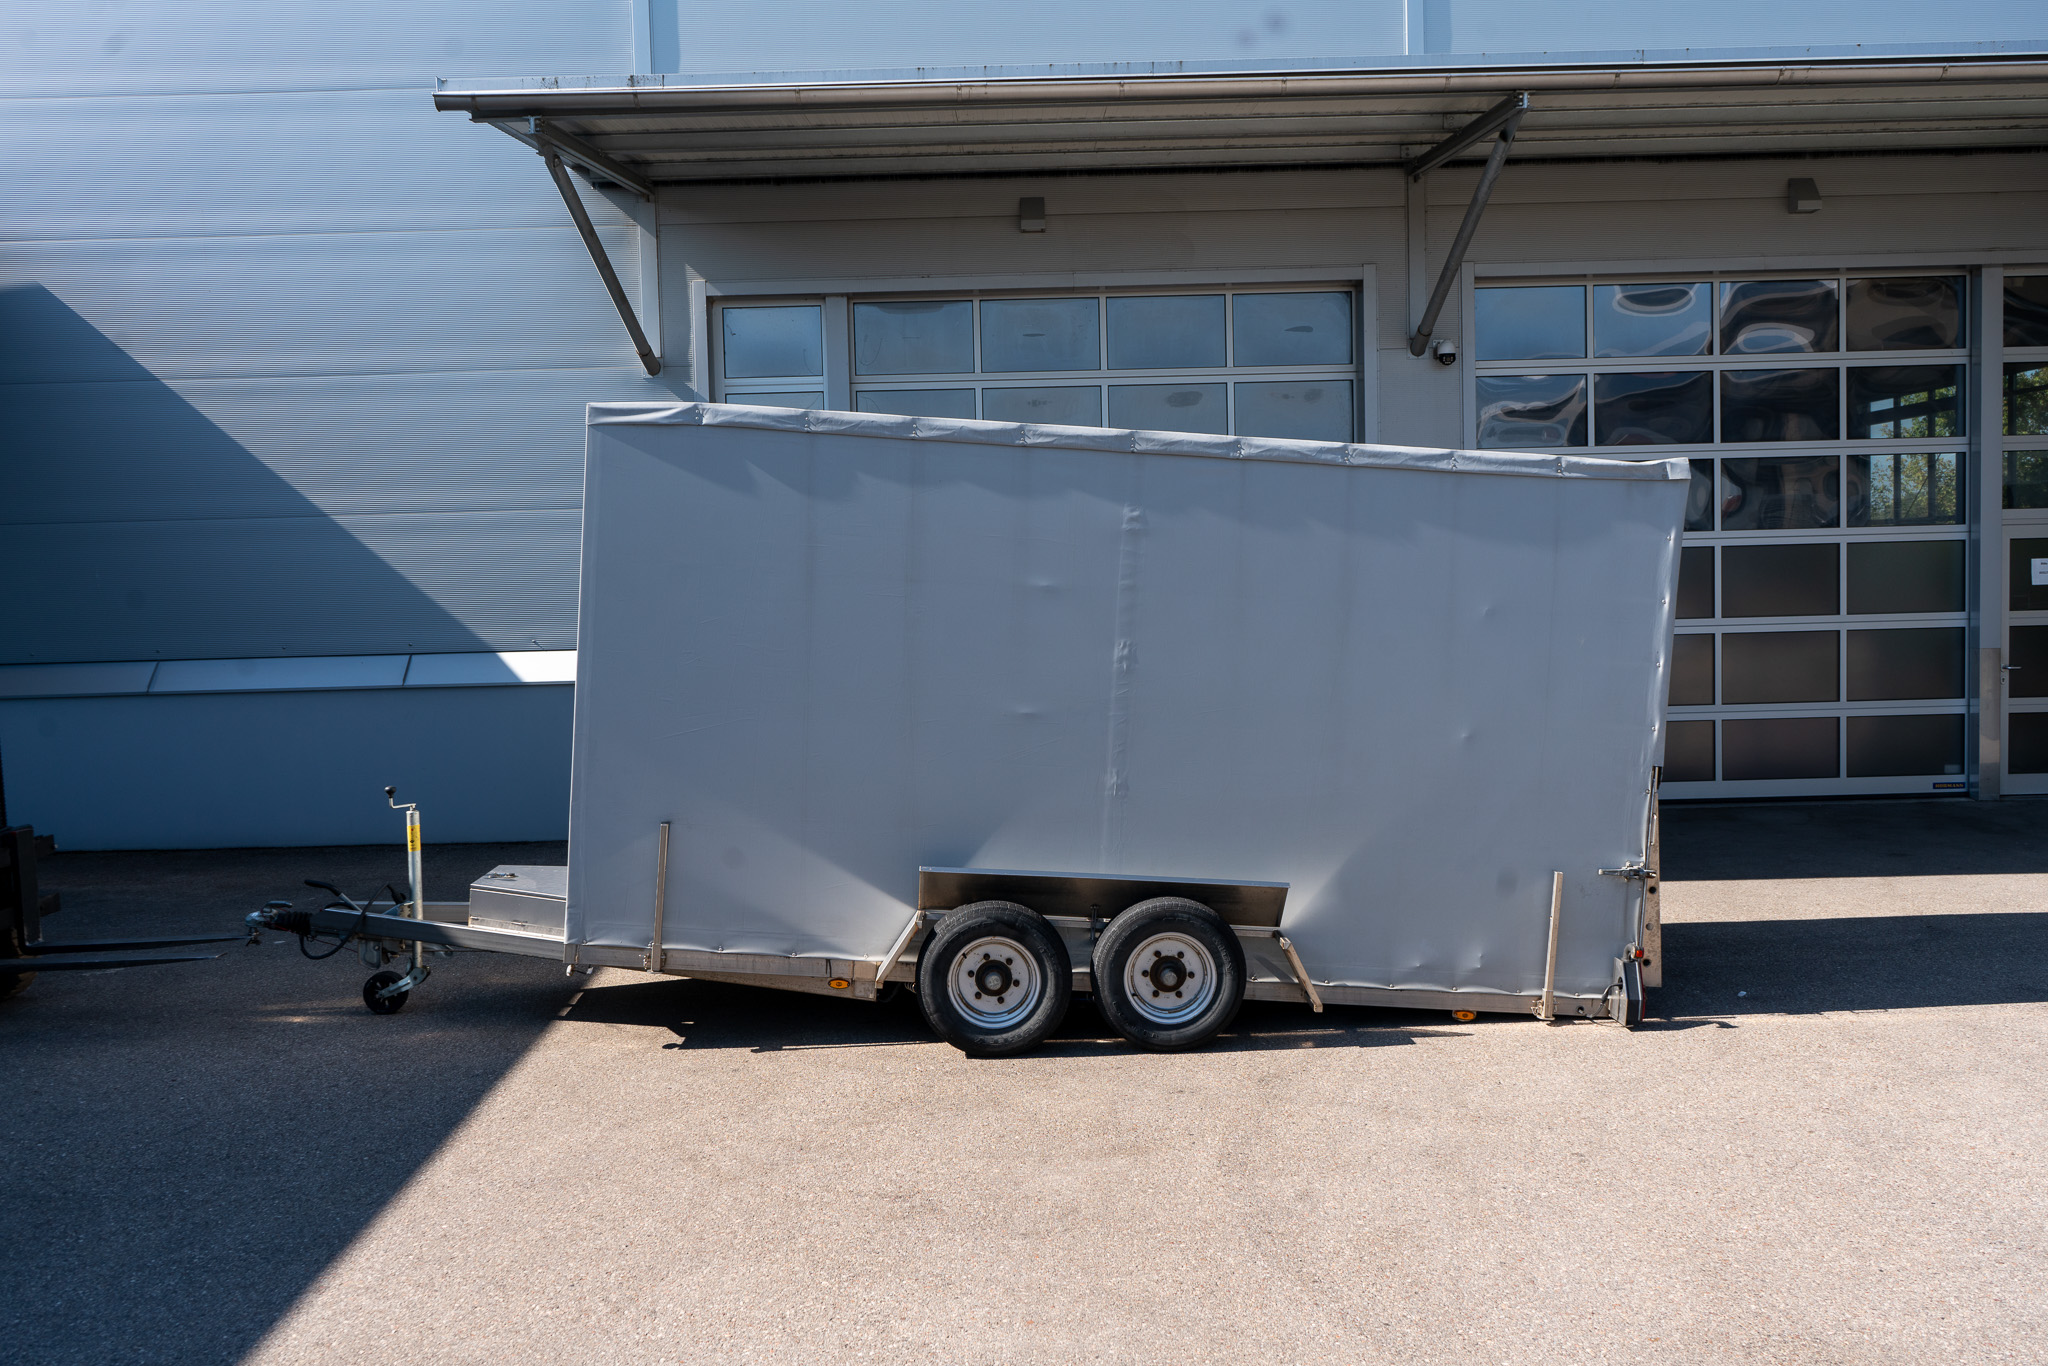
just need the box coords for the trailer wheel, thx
[362,969,409,1015]
[916,902,1070,1057]
[1092,898,1244,1052]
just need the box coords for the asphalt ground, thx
[3,800,2044,1365]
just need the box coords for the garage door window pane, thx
[1846,277,1963,351]
[2010,713,2048,774]
[1593,371,1711,445]
[853,388,977,419]
[1594,283,1710,358]
[1722,543,1838,617]
[854,301,974,375]
[1475,286,1585,361]
[1723,717,1838,780]
[1664,720,1715,782]
[1847,541,1964,615]
[1849,365,1962,439]
[1685,460,1714,533]
[2006,451,2048,510]
[1108,383,1228,434]
[979,298,1099,373]
[2008,538,2048,613]
[1847,627,1964,700]
[1719,457,1839,531]
[722,305,823,378]
[1721,280,1839,354]
[2009,625,2048,699]
[1677,546,1715,619]
[1851,453,1960,526]
[1721,630,1839,704]
[1233,292,1353,367]
[1669,633,1714,706]
[981,386,1102,426]
[1234,380,1352,442]
[1106,296,1226,370]
[1721,368,1840,443]
[2008,365,2048,436]
[2005,277,2048,349]
[1847,715,1963,777]
[725,390,825,409]
[1476,374,1587,448]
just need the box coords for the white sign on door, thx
[2033,558,2048,587]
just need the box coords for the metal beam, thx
[542,146,662,375]
[493,117,656,201]
[1407,103,1525,357]
[1403,91,1529,179]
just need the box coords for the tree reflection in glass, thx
[1848,366,1962,439]
[1848,453,1960,526]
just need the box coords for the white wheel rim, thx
[1121,931,1219,1026]
[947,935,1042,1030]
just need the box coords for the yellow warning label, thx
[407,825,421,852]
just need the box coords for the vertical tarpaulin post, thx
[647,821,670,973]
[1540,870,1564,1021]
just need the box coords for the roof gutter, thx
[434,54,2048,117]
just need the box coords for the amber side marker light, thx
[828,978,851,990]
[1451,1010,1478,1022]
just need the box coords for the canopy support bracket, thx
[1406,92,1528,358]
[540,143,661,376]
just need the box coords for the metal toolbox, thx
[467,865,567,937]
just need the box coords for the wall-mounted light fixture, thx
[1786,177,1822,214]
[1018,196,1046,233]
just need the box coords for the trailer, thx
[252,402,1684,1054]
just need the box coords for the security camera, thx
[1431,339,1459,366]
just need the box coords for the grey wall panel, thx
[0,686,573,849]
[1439,0,2041,55]
[3,1,629,97]
[12,89,624,241]
[3,367,661,525]
[2,510,581,663]
[1,228,645,385]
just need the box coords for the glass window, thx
[2012,539,2048,614]
[1677,546,1715,619]
[1475,374,1587,448]
[853,300,974,375]
[1232,292,1353,367]
[1720,280,1839,354]
[1847,627,1964,700]
[2009,625,2048,699]
[1593,371,1712,446]
[1670,633,1714,706]
[723,390,825,409]
[1850,453,1961,526]
[981,386,1102,426]
[1474,286,1585,361]
[1848,365,1962,439]
[1684,460,1714,533]
[1847,715,1963,777]
[978,298,1099,373]
[1846,277,1963,351]
[853,389,976,419]
[1107,383,1228,434]
[1720,368,1840,443]
[1718,457,1839,531]
[2007,364,2048,436]
[1105,295,1226,370]
[721,305,822,378]
[1721,630,1839,704]
[1234,380,1353,442]
[1723,716,1838,780]
[2007,451,2048,511]
[2010,713,2048,775]
[1664,719,1715,782]
[1847,541,1965,615]
[1594,283,1711,357]
[1722,543,1838,617]
[2006,276,2048,349]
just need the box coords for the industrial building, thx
[5,3,2047,846]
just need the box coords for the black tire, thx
[916,901,1070,1057]
[1092,897,1244,1052]
[363,969,409,1015]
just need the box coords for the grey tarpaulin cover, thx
[570,403,1686,1000]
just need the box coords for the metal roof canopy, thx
[436,53,2048,372]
